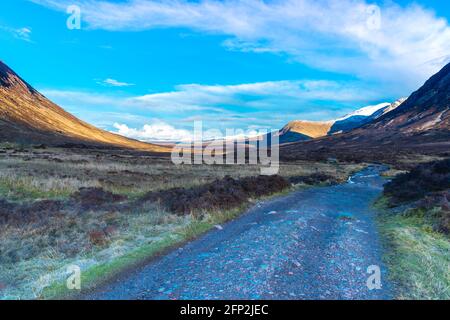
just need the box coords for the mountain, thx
[281,63,450,162]
[277,100,404,144]
[0,61,169,152]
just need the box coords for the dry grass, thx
[0,203,189,299]
[0,147,362,200]
[0,170,100,200]
[380,169,408,178]
[0,146,363,299]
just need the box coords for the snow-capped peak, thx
[336,102,391,121]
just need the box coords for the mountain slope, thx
[0,61,168,152]
[369,63,450,132]
[281,63,450,162]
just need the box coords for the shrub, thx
[71,187,127,209]
[384,158,450,205]
[141,175,290,215]
[289,173,339,185]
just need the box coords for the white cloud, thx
[113,122,193,142]
[15,27,32,42]
[40,88,229,112]
[0,25,33,42]
[31,0,450,89]
[101,78,134,87]
[42,79,380,116]
[112,121,266,142]
[133,80,380,110]
[41,79,387,138]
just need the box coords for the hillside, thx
[0,61,169,152]
[370,63,450,132]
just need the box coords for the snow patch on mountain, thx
[336,103,391,121]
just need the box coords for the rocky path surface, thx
[87,166,391,300]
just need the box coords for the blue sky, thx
[1,0,449,141]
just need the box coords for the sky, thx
[0,0,449,141]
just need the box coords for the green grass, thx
[0,142,24,150]
[0,176,73,201]
[376,199,450,300]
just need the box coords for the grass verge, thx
[375,198,450,300]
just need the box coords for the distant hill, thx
[280,120,333,140]
[0,61,169,152]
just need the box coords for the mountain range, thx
[0,61,168,152]
[277,99,407,144]
[281,62,450,162]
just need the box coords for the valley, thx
[0,60,448,300]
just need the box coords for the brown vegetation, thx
[382,158,450,235]
[384,158,450,205]
[418,191,450,234]
[71,187,128,209]
[288,173,339,185]
[141,175,290,215]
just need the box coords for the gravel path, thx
[87,165,392,300]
